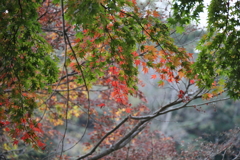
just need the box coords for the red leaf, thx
[69,62,75,67]
[125,107,132,113]
[21,133,30,141]
[179,90,185,94]
[13,140,18,145]
[37,140,46,148]
[134,59,141,66]
[111,81,119,87]
[98,103,105,108]
[151,74,157,79]
[131,51,138,57]
[190,80,195,84]
[116,98,122,103]
[5,121,10,125]
[167,78,174,82]
[33,127,44,133]
[74,38,80,43]
[109,66,119,75]
[160,58,166,63]
[178,94,184,98]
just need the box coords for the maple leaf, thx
[98,103,105,108]
[160,74,166,80]
[151,74,157,79]
[131,51,138,57]
[116,98,124,104]
[125,107,132,113]
[178,94,184,99]
[153,10,160,17]
[119,10,125,17]
[109,66,119,75]
[141,61,146,67]
[160,58,166,63]
[212,81,217,86]
[158,50,165,56]
[33,126,44,133]
[69,62,75,67]
[111,81,119,87]
[188,53,194,58]
[74,38,81,43]
[37,140,46,149]
[179,90,185,95]
[190,80,195,84]
[145,45,157,53]
[142,67,149,74]
[178,71,185,78]
[178,90,185,99]
[158,80,164,86]
[167,78,174,82]
[13,140,19,145]
[202,93,213,100]
[174,75,180,83]
[161,68,168,73]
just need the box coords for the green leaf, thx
[176,26,185,34]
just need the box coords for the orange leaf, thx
[141,61,146,66]
[178,71,185,78]
[207,93,213,99]
[188,53,194,58]
[145,45,157,53]
[202,93,213,100]
[153,10,160,17]
[158,50,165,56]
[142,67,148,74]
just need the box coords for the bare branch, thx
[186,97,231,107]
[77,116,130,160]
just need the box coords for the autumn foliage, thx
[0,0,239,159]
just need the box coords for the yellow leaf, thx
[178,71,185,78]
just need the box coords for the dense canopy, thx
[0,0,239,159]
